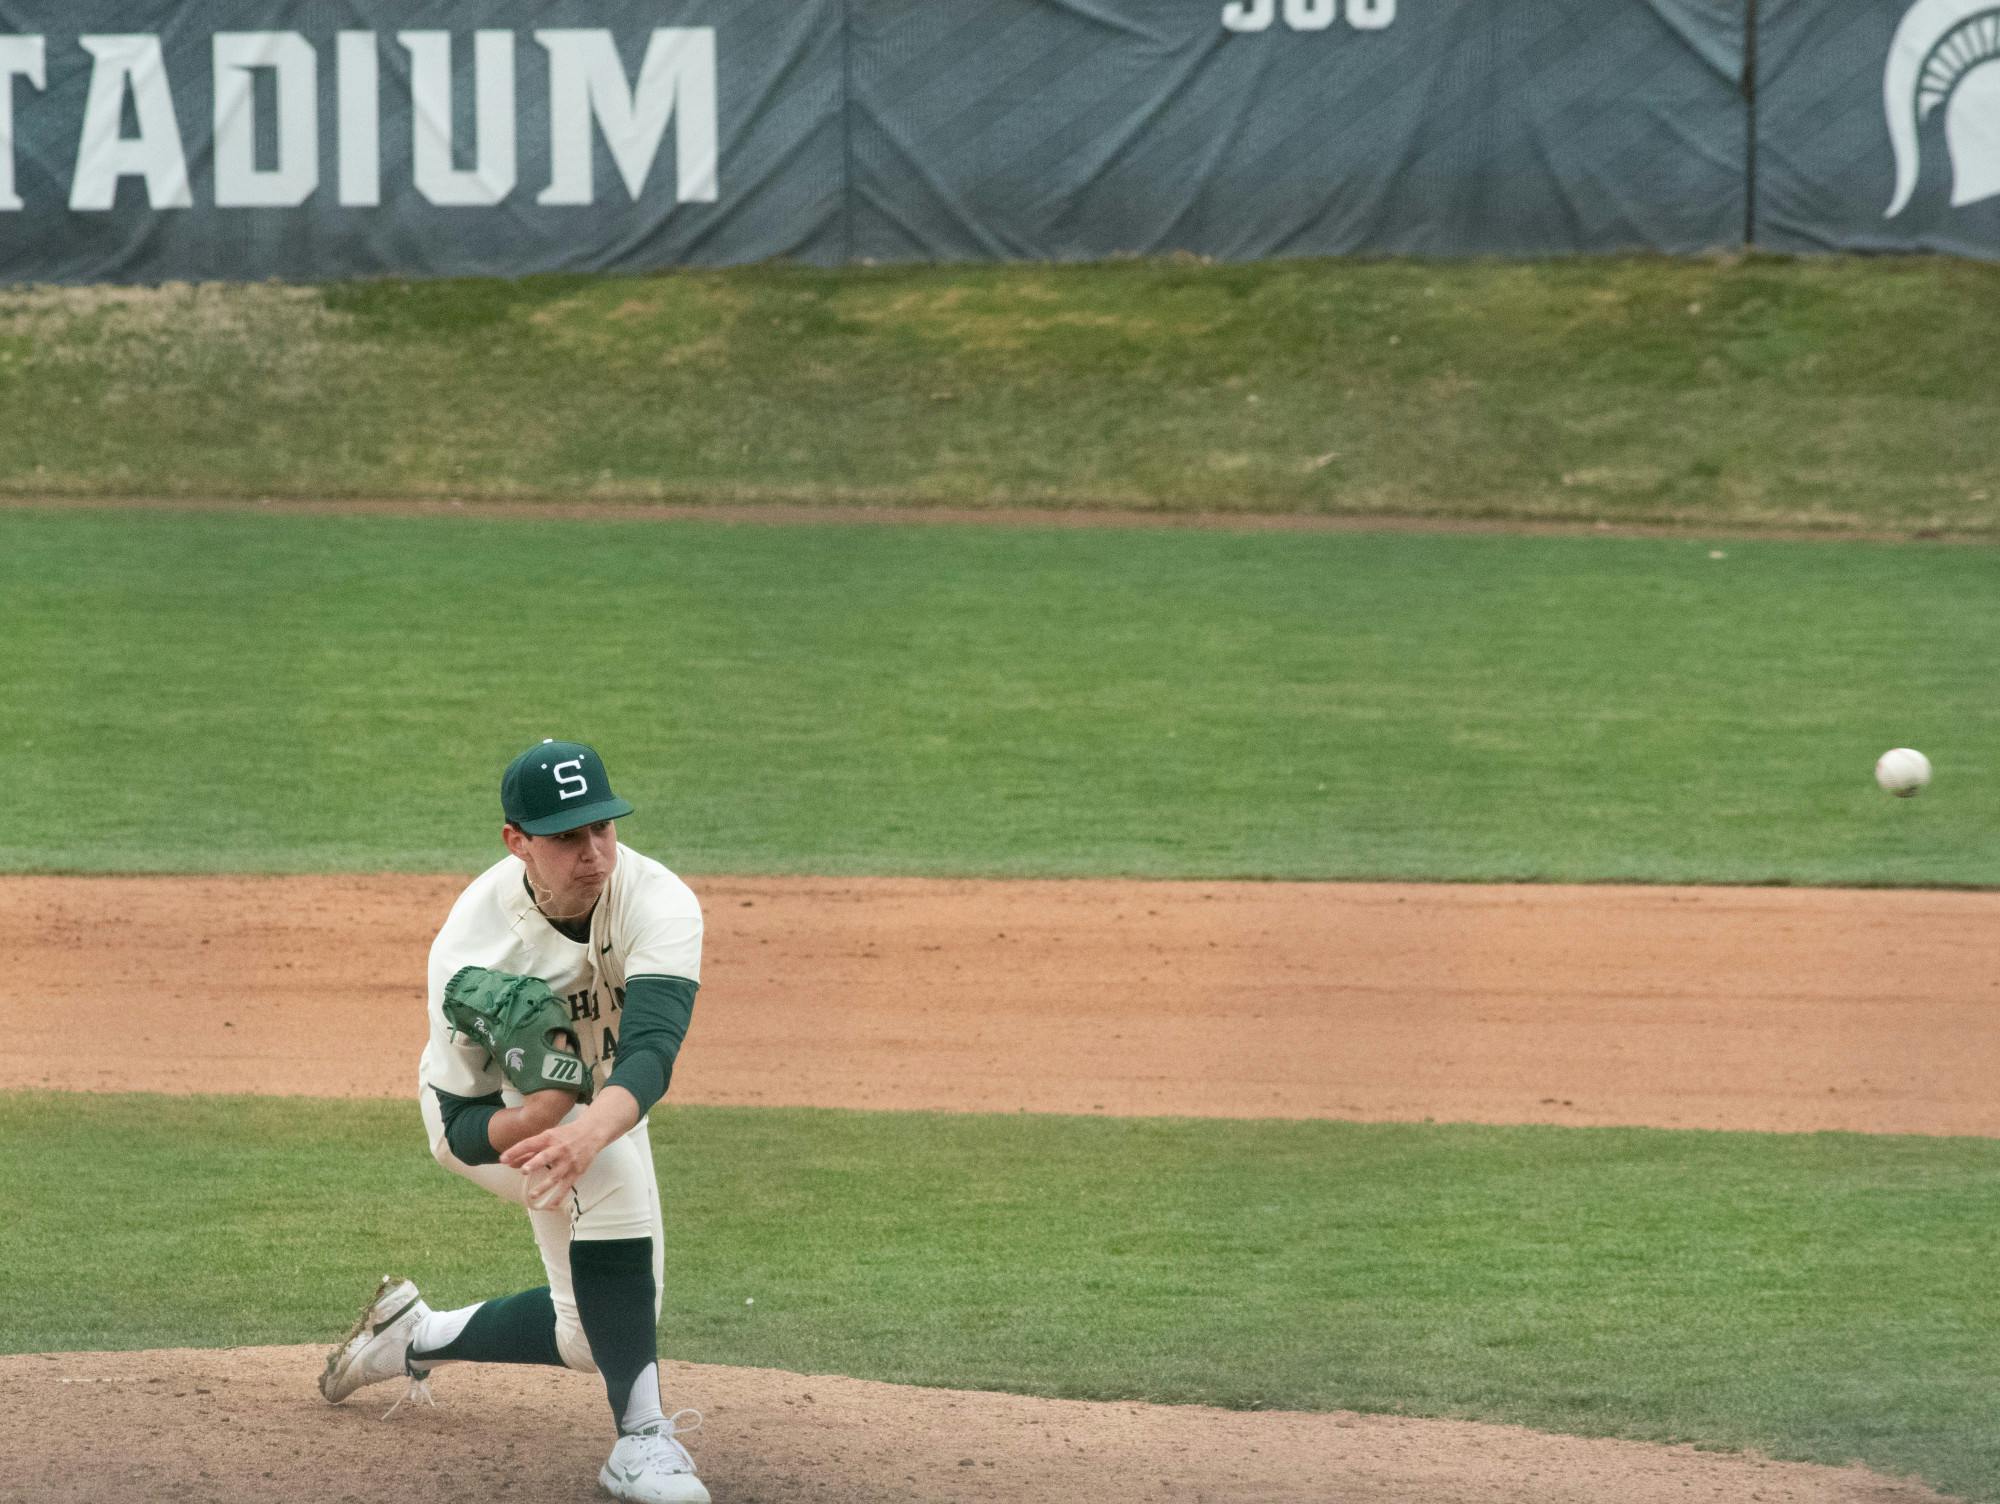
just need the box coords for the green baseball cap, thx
[501,739,635,835]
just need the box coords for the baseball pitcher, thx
[319,738,709,1504]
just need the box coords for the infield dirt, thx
[8,874,1996,1133]
[2,873,1984,1503]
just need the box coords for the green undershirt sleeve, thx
[606,974,698,1117]
[432,1085,506,1166]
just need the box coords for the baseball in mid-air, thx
[1874,747,1932,797]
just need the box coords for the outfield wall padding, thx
[0,0,846,282]
[1753,0,2000,256]
[0,0,1992,282]
[843,0,1745,262]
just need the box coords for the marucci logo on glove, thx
[542,1055,585,1088]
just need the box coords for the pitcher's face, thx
[505,819,618,921]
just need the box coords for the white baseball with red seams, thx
[1874,747,1932,797]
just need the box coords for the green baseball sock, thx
[569,1237,663,1431]
[408,1286,564,1368]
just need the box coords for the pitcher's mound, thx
[0,1347,1954,1504]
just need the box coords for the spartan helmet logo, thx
[1885,0,2000,215]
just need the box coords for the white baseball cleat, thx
[599,1409,710,1504]
[319,1274,434,1406]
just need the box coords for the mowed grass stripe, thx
[2,1094,1995,1500]
[1,509,1993,883]
[1,256,1998,532]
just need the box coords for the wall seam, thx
[840,0,856,264]
[1743,0,1760,248]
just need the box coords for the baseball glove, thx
[442,965,594,1101]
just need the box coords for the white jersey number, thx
[1222,0,1394,30]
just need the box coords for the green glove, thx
[442,965,594,1102]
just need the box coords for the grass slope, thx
[0,256,1996,532]
[4,1094,1995,1501]
[1,509,1992,882]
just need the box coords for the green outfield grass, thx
[1,507,1992,883]
[0,255,1996,532]
[3,1094,1993,1500]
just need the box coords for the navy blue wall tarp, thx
[4,1,1999,281]
[1755,0,2000,256]
[0,0,844,282]
[849,0,1746,262]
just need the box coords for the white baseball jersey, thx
[420,842,703,1104]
